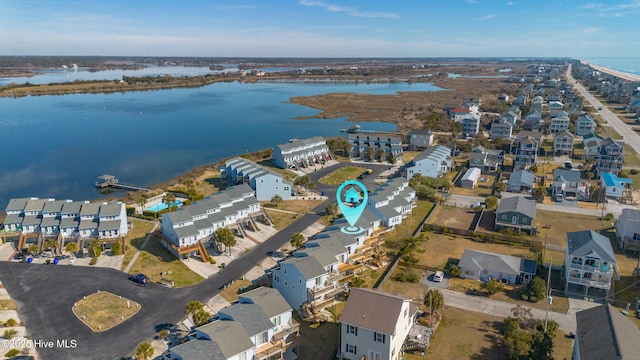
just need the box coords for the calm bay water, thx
[0,81,441,205]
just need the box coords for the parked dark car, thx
[128,273,148,285]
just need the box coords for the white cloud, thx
[482,14,498,19]
[465,0,479,4]
[507,1,513,5]
[298,0,400,19]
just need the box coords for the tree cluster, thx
[408,174,451,202]
[503,305,558,360]
[519,277,547,302]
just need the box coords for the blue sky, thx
[1,0,639,58]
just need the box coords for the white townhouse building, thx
[165,287,299,360]
[347,133,403,162]
[2,197,127,239]
[273,178,414,314]
[222,157,293,201]
[339,288,417,360]
[273,136,330,169]
[405,145,452,180]
[366,178,416,228]
[160,184,260,255]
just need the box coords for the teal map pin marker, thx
[336,180,368,235]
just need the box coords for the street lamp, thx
[544,257,553,333]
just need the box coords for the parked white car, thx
[433,271,444,282]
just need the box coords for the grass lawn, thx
[623,146,640,167]
[72,291,140,332]
[219,279,252,303]
[296,312,341,360]
[121,219,156,271]
[128,237,204,287]
[262,199,325,214]
[411,306,505,360]
[381,200,434,242]
[318,166,365,185]
[264,209,299,230]
[534,210,610,248]
[416,232,535,269]
[427,205,477,230]
[403,151,421,163]
[0,299,17,310]
[379,269,429,302]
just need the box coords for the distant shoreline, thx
[581,60,640,82]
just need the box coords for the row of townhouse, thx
[346,133,403,162]
[222,157,293,201]
[165,287,299,360]
[405,145,452,179]
[160,184,260,255]
[273,178,416,314]
[2,197,127,239]
[273,136,331,169]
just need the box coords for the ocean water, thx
[0,81,441,205]
[581,57,640,77]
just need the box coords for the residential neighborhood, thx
[2,59,640,360]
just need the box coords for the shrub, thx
[208,256,216,265]
[482,278,505,295]
[370,270,378,279]
[441,226,449,234]
[602,213,614,221]
[5,349,19,358]
[3,329,17,339]
[519,277,547,302]
[111,242,121,255]
[394,271,420,283]
[4,318,16,327]
[448,265,461,278]
[89,257,97,265]
[631,169,639,175]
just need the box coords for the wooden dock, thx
[95,175,151,192]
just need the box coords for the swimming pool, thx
[145,200,183,213]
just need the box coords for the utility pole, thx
[544,257,553,333]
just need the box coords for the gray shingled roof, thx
[413,145,451,163]
[42,200,68,214]
[219,303,274,337]
[3,213,23,225]
[78,219,98,230]
[553,169,582,183]
[282,256,327,279]
[340,288,412,335]
[61,202,83,215]
[59,218,79,228]
[239,287,291,318]
[276,136,326,153]
[24,199,49,212]
[5,198,32,212]
[165,208,193,224]
[169,338,226,360]
[496,196,536,219]
[509,170,535,186]
[40,217,60,227]
[459,249,523,276]
[99,203,122,217]
[197,320,254,358]
[98,220,121,232]
[567,230,616,263]
[297,246,339,267]
[22,215,41,226]
[306,237,347,258]
[575,304,640,360]
[79,203,100,216]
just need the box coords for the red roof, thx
[451,108,471,113]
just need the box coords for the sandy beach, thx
[582,61,640,82]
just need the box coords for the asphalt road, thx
[307,162,394,199]
[0,210,322,360]
[566,64,640,155]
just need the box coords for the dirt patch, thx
[428,205,477,230]
[72,291,140,332]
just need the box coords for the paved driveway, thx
[421,271,449,289]
[0,210,323,360]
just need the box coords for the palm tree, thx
[290,232,305,249]
[135,342,153,360]
[193,309,211,326]
[185,300,204,316]
[44,238,58,254]
[162,192,177,212]
[423,289,444,317]
[377,148,386,162]
[270,194,283,207]
[137,194,148,214]
[215,227,236,255]
[27,244,38,255]
[325,203,339,218]
[64,242,79,257]
[494,181,507,194]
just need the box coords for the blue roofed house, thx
[222,157,293,201]
[508,170,536,193]
[564,230,619,296]
[600,172,633,202]
[405,145,452,179]
[459,249,537,285]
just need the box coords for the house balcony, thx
[622,237,640,252]
[255,321,300,360]
[569,262,614,275]
[567,276,611,290]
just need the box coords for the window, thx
[346,344,356,354]
[299,278,302,284]
[256,331,268,345]
[274,274,280,283]
[347,324,357,335]
[512,216,517,224]
[272,315,281,326]
[374,332,385,343]
[284,281,288,286]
